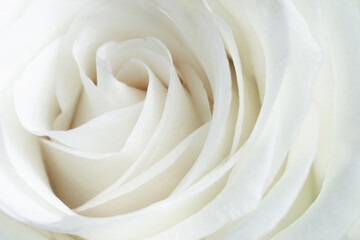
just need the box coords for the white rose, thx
[0,0,359,239]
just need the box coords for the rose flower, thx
[0,0,359,239]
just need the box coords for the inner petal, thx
[48,102,143,153]
[76,41,204,209]
[71,37,172,127]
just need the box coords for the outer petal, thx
[0,210,50,240]
[0,0,32,30]
[0,0,95,92]
[273,0,360,239]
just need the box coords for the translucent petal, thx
[0,211,51,240]
[75,123,209,216]
[273,0,360,239]
[208,105,320,239]
[14,38,62,133]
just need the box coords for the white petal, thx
[0,210,51,240]
[81,57,201,211]
[292,0,335,194]
[75,123,209,216]
[144,0,322,238]
[208,105,320,239]
[155,0,233,193]
[14,38,61,133]
[273,0,360,239]
[0,0,94,92]
[54,0,205,129]
[345,218,360,240]
[0,0,32,29]
[41,139,134,208]
[49,102,143,153]
[0,124,70,227]
[178,64,212,123]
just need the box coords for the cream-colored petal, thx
[206,0,266,104]
[54,0,205,129]
[84,57,201,207]
[14,38,61,133]
[97,58,146,108]
[97,38,173,87]
[273,0,360,239]
[345,218,360,240]
[49,102,143,153]
[143,0,322,238]
[41,139,134,208]
[122,62,167,157]
[292,0,335,195]
[0,125,71,227]
[0,211,52,240]
[0,0,94,93]
[156,0,233,193]
[178,64,212,123]
[0,100,73,216]
[45,58,166,209]
[75,123,209,216]
[0,0,32,30]
[207,105,320,240]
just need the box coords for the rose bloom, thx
[0,0,359,239]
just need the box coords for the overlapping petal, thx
[0,0,358,239]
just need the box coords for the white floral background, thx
[0,0,359,239]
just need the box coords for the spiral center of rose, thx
[11,2,221,214]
